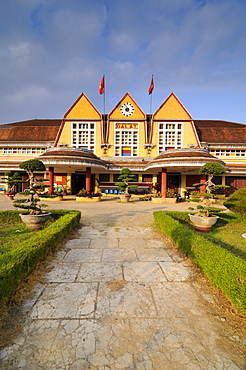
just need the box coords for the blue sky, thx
[0,0,246,124]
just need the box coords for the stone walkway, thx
[0,196,245,369]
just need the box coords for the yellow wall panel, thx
[153,93,192,120]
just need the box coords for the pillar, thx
[161,168,167,197]
[181,174,186,197]
[221,175,226,186]
[86,167,91,193]
[48,167,54,194]
[200,174,206,193]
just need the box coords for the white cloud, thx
[0,0,245,123]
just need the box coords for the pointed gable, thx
[64,93,101,120]
[109,93,145,120]
[153,92,192,120]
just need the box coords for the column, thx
[86,167,91,193]
[161,168,167,197]
[48,167,54,194]
[200,174,206,193]
[181,174,186,198]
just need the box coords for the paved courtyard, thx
[0,195,245,369]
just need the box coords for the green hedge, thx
[224,188,246,217]
[154,211,246,315]
[0,210,81,304]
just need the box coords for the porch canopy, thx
[39,147,108,193]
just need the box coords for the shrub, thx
[154,211,246,314]
[224,188,246,218]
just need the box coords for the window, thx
[158,123,183,153]
[210,149,246,157]
[99,174,110,182]
[115,123,138,156]
[142,174,153,183]
[71,122,95,152]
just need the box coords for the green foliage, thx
[166,188,176,198]
[116,168,138,194]
[19,159,46,172]
[199,162,226,176]
[0,210,81,304]
[14,159,49,215]
[1,172,23,193]
[224,188,246,218]
[154,210,246,314]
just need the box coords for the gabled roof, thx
[64,92,101,120]
[153,92,192,120]
[0,119,61,143]
[108,92,146,120]
[194,120,246,144]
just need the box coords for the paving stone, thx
[136,248,173,262]
[123,261,168,283]
[89,237,119,249]
[63,248,103,263]
[30,282,98,319]
[76,262,123,282]
[95,281,158,318]
[64,238,91,248]
[102,248,138,262]
[159,261,194,281]
[43,262,81,283]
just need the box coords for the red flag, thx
[148,75,154,95]
[98,75,105,95]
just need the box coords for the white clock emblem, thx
[120,102,134,117]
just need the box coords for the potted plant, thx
[13,159,51,230]
[1,171,23,200]
[76,189,102,202]
[199,162,226,194]
[188,203,220,232]
[116,168,138,202]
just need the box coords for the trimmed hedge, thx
[0,210,81,304]
[154,211,246,315]
[224,188,246,217]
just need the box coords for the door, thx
[71,173,86,195]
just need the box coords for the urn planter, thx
[20,212,51,230]
[188,214,219,232]
[120,194,131,203]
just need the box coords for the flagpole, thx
[150,92,153,115]
[103,74,106,114]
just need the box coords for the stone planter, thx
[188,214,219,232]
[40,196,63,201]
[152,197,163,203]
[76,197,101,202]
[120,194,131,203]
[20,212,51,230]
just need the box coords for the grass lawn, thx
[0,210,81,304]
[205,213,246,258]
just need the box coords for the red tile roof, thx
[0,119,61,142]
[194,120,246,144]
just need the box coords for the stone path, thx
[0,197,245,369]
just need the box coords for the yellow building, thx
[0,92,245,196]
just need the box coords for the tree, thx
[199,162,226,193]
[14,159,49,214]
[115,168,138,195]
[1,171,22,193]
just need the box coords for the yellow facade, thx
[107,93,147,158]
[58,93,104,155]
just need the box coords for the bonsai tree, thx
[1,171,23,194]
[14,159,49,215]
[199,162,226,193]
[116,168,137,195]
